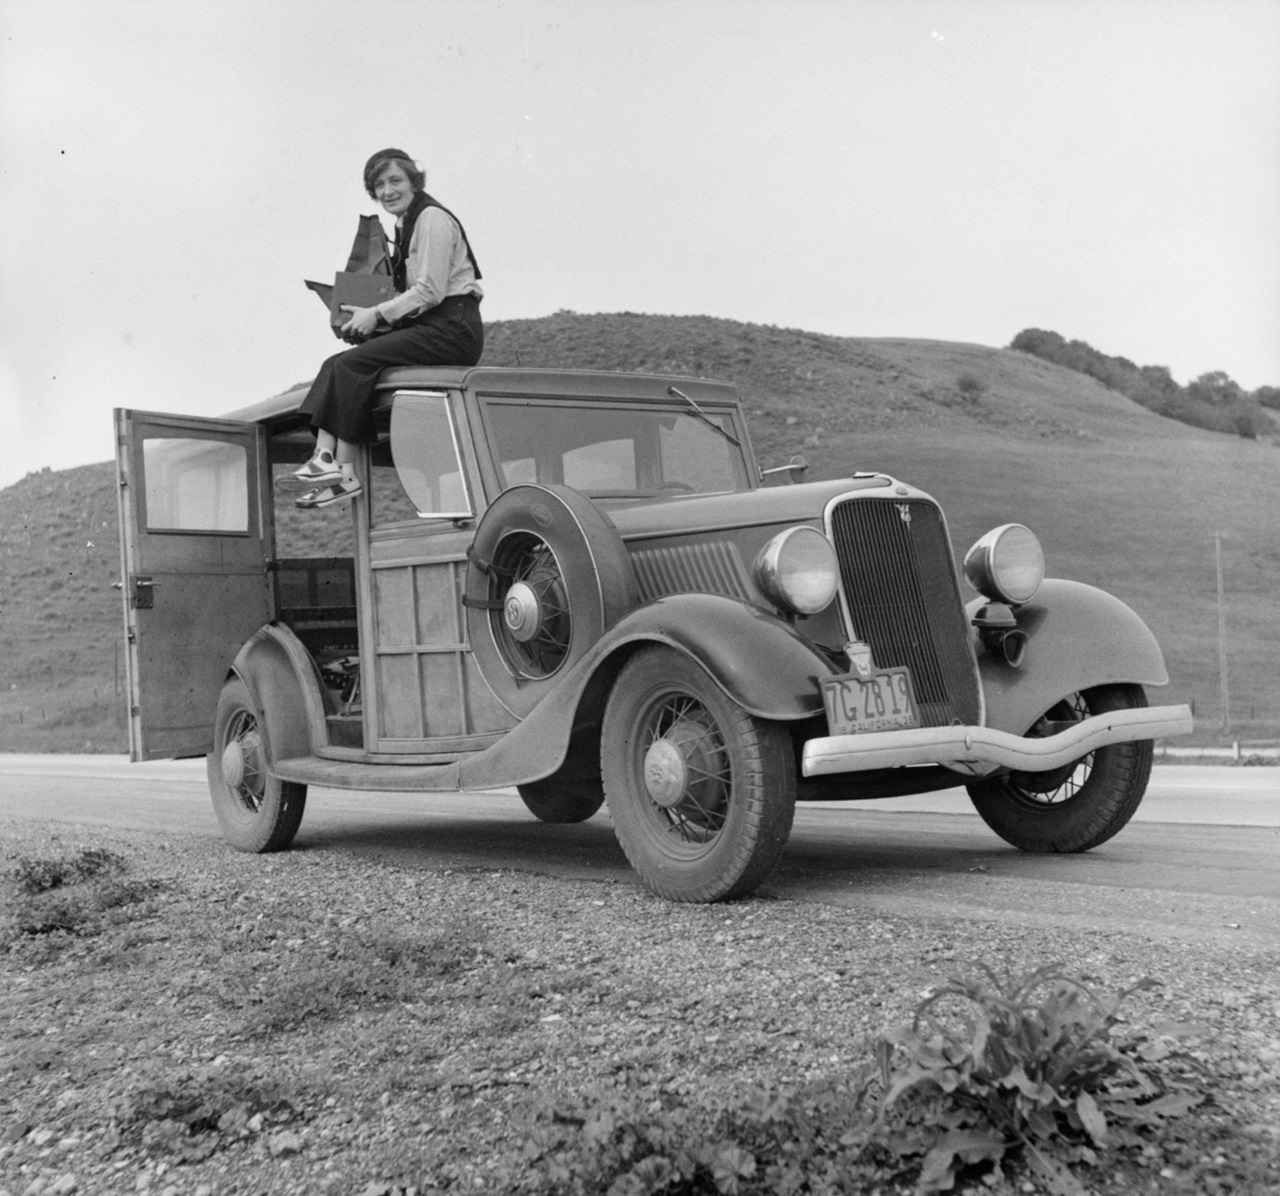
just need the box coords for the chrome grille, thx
[828,498,980,728]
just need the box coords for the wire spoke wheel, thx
[966,683,1153,853]
[1000,693,1092,808]
[489,532,573,679]
[642,693,732,844]
[222,706,267,814]
[207,678,307,853]
[603,646,796,902]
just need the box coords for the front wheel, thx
[601,647,796,902]
[207,678,307,852]
[966,683,1152,853]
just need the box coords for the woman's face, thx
[373,164,416,218]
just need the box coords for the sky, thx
[1,0,1278,490]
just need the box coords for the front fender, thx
[973,578,1170,736]
[230,623,331,765]
[459,593,837,790]
[599,593,838,719]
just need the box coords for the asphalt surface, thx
[2,756,1277,947]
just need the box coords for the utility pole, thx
[1216,532,1229,734]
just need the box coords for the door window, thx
[142,437,250,532]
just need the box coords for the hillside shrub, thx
[1009,328,1277,441]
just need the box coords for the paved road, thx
[2,756,1277,947]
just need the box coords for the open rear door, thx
[115,409,274,760]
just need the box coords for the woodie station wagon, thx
[115,367,1192,902]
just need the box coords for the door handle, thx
[131,575,157,610]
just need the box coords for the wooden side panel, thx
[420,653,464,738]
[370,550,516,752]
[377,653,423,739]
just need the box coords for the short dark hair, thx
[363,148,425,197]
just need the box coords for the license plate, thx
[821,667,919,735]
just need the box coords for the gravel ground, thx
[2,818,1278,1196]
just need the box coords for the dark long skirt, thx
[298,295,483,443]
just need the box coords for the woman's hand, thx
[339,305,380,344]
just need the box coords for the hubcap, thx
[221,739,246,787]
[644,738,688,807]
[503,581,543,643]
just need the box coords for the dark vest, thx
[392,191,482,291]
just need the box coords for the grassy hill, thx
[2,312,1276,752]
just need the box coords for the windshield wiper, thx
[667,386,741,447]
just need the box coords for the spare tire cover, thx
[465,484,636,718]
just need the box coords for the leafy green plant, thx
[874,962,1205,1193]
[515,964,1210,1196]
[110,1061,316,1163]
[13,846,126,893]
[2,848,160,948]
[517,1070,892,1195]
[228,922,482,1035]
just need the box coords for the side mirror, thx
[759,454,809,485]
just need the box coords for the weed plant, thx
[874,962,1205,1192]
[515,963,1207,1196]
[2,847,161,946]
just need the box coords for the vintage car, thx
[115,367,1192,902]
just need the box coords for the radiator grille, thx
[631,541,753,602]
[828,498,980,728]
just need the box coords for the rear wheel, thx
[602,647,796,902]
[966,684,1152,852]
[517,777,605,823]
[207,678,307,852]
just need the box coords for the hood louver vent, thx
[630,541,753,602]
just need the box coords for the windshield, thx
[482,400,751,498]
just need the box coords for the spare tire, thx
[465,484,636,718]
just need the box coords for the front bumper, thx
[801,703,1193,778]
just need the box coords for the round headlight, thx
[963,523,1045,604]
[754,527,838,615]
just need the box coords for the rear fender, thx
[230,624,331,764]
[974,579,1169,736]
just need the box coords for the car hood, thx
[605,475,896,541]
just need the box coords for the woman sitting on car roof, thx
[294,147,483,509]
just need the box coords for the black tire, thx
[517,777,606,823]
[207,678,307,853]
[601,647,796,902]
[465,484,636,718]
[966,683,1153,853]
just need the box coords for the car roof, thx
[224,366,741,431]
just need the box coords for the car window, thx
[369,392,474,525]
[482,400,749,497]
[141,436,249,532]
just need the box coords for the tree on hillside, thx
[1188,371,1244,404]
[1008,329,1276,441]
